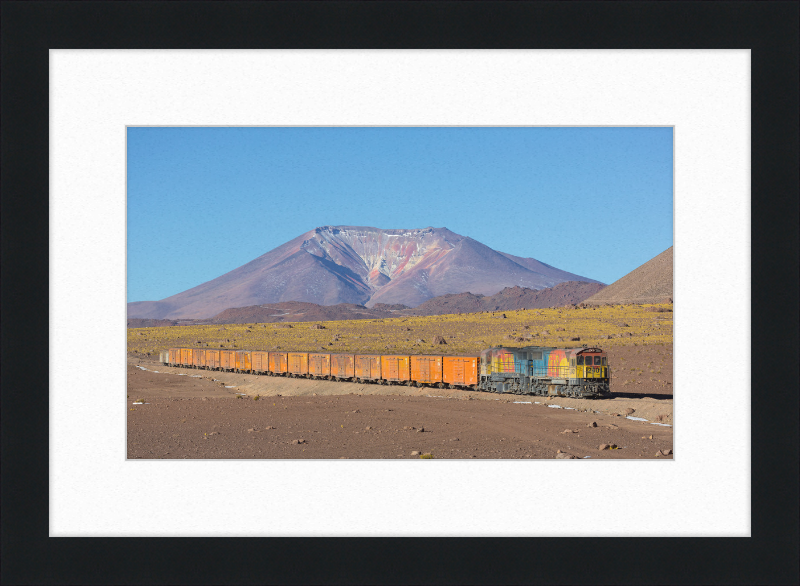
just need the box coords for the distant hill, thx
[127,281,604,327]
[410,282,607,315]
[205,301,407,325]
[127,318,179,328]
[127,225,602,319]
[584,247,673,305]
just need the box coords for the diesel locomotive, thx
[160,345,611,398]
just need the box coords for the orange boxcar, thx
[309,353,331,378]
[442,355,479,388]
[192,349,206,368]
[330,353,355,380]
[169,348,180,366]
[251,351,269,373]
[288,352,309,376]
[269,351,288,375]
[180,348,193,367]
[410,355,443,385]
[380,355,411,383]
[355,354,381,381]
[205,349,221,370]
[220,350,236,371]
[235,350,252,373]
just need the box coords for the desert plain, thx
[127,303,673,459]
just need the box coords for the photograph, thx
[127,126,674,460]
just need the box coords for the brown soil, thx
[127,352,673,460]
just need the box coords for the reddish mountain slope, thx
[128,226,602,319]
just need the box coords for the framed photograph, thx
[3,2,797,584]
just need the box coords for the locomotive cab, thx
[572,349,609,381]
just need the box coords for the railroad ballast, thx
[160,346,611,398]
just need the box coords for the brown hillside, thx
[410,281,606,315]
[585,247,673,305]
[127,318,179,328]
[206,302,405,324]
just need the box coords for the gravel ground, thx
[127,355,673,460]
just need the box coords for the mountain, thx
[584,247,673,305]
[128,226,602,319]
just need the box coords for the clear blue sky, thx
[128,127,673,303]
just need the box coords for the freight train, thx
[160,346,611,398]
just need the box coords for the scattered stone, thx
[416,339,425,344]
[433,335,447,345]
[587,421,597,428]
[411,451,420,456]
[311,324,325,329]
[555,453,577,459]
[599,444,610,450]
[623,408,635,416]
[247,428,257,432]
[449,438,459,441]
[365,426,372,430]
[352,409,360,413]
[570,337,581,341]
[662,449,672,455]
[417,427,425,432]
[264,426,275,430]
[291,439,307,445]
[560,429,577,434]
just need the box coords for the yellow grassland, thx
[128,303,673,357]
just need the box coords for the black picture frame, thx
[2,2,797,585]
